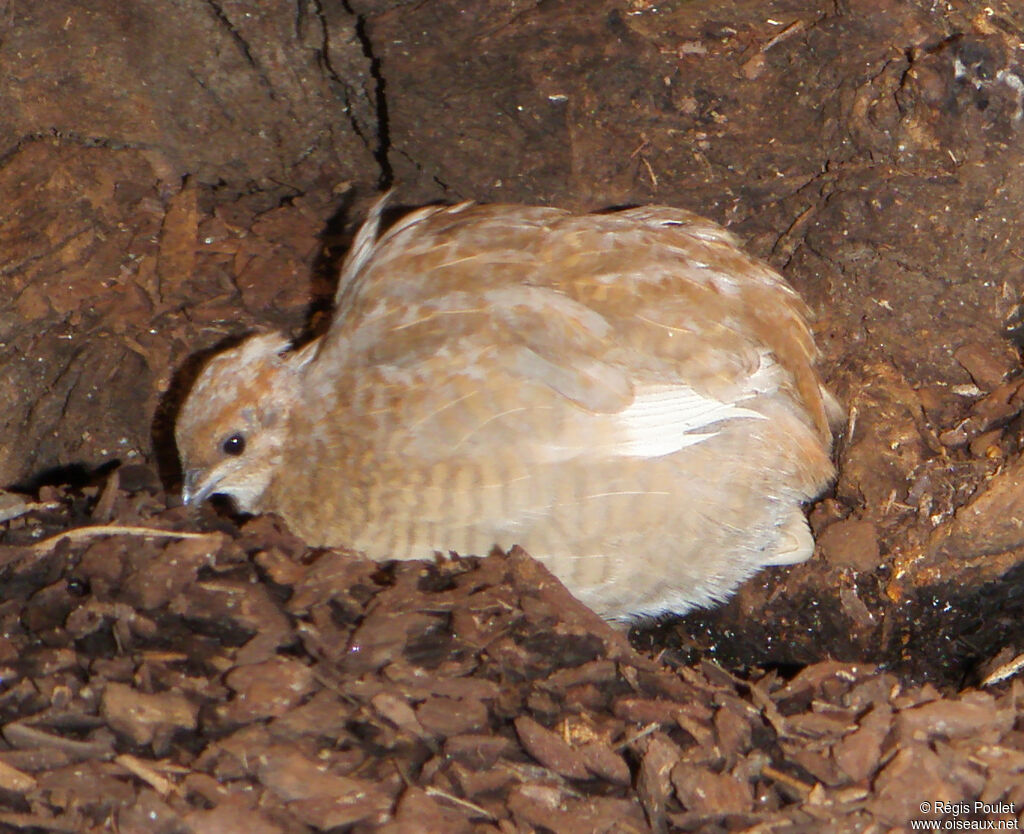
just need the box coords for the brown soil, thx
[2,0,1024,830]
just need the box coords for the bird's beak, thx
[181,469,216,506]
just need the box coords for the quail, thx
[175,195,839,622]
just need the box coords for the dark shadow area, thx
[11,460,120,494]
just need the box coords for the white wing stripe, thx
[614,385,766,458]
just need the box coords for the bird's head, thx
[174,332,313,513]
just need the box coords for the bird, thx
[174,194,839,623]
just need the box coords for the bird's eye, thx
[222,433,246,456]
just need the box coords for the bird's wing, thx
[312,203,829,463]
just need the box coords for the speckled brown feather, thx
[176,197,838,622]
